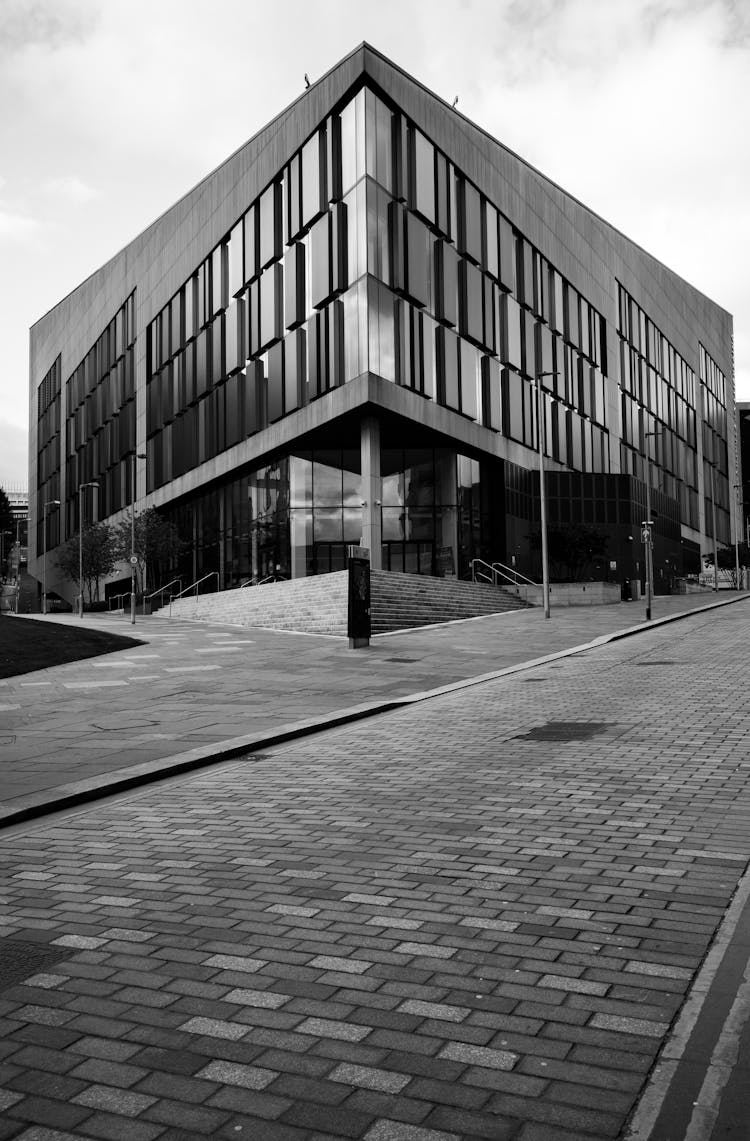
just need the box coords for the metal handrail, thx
[108,593,129,611]
[470,558,539,591]
[241,573,288,588]
[470,558,496,585]
[172,572,220,601]
[491,561,538,588]
[144,578,182,612]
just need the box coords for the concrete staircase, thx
[370,570,530,633]
[167,572,350,635]
[167,569,530,636]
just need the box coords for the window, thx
[259,182,281,269]
[457,178,481,263]
[302,130,326,228]
[410,128,435,223]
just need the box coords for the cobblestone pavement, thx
[0,604,749,1139]
[0,592,741,820]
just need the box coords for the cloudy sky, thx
[1,0,748,490]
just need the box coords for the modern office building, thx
[29,43,736,606]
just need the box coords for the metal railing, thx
[491,560,538,588]
[470,558,538,592]
[171,572,220,603]
[108,593,129,612]
[241,573,288,588]
[144,578,182,613]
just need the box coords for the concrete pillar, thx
[219,492,226,589]
[361,414,382,570]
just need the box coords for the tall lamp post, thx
[708,460,718,592]
[78,482,99,617]
[642,429,662,622]
[42,499,61,614]
[535,369,559,620]
[733,484,742,590]
[130,452,147,624]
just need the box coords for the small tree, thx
[113,508,185,596]
[57,522,119,605]
[702,543,750,589]
[529,523,609,582]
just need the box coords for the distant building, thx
[1,484,27,578]
[29,44,737,605]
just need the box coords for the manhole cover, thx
[385,658,419,663]
[521,678,546,683]
[0,939,69,991]
[517,721,612,742]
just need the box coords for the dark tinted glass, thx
[458,179,481,263]
[459,260,483,344]
[259,183,281,269]
[302,131,325,228]
[411,129,435,223]
[437,326,460,410]
[405,213,430,308]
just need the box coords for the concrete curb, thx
[2,592,747,831]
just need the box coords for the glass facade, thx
[144,85,611,496]
[699,344,730,543]
[163,446,492,587]
[616,282,703,532]
[35,357,62,556]
[63,293,137,534]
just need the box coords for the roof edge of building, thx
[30,40,732,336]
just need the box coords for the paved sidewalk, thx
[1,592,747,826]
[0,601,749,1139]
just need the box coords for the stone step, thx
[166,569,532,635]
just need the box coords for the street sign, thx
[129,555,139,565]
[641,527,650,544]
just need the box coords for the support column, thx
[219,492,226,589]
[361,414,382,570]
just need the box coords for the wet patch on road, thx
[516,719,613,742]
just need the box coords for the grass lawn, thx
[0,614,144,679]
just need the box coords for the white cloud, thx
[0,0,748,437]
[45,175,99,204]
[0,203,37,241]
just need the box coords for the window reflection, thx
[302,131,325,228]
[411,129,435,223]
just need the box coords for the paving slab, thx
[0,601,749,1137]
[1,591,747,827]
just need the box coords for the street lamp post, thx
[42,499,61,614]
[78,482,100,617]
[642,429,663,622]
[733,484,742,590]
[535,370,558,620]
[130,452,147,624]
[709,462,718,593]
[642,492,654,622]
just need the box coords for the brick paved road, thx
[0,605,749,1139]
[1,594,737,821]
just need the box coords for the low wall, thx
[513,581,621,607]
